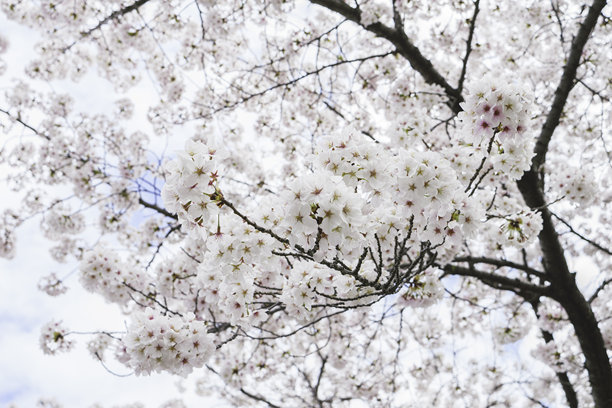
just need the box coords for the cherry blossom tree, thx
[1,0,611,406]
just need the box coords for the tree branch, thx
[589,278,612,304]
[441,264,552,297]
[240,388,281,408]
[199,50,395,119]
[529,298,578,408]
[541,328,579,408]
[531,0,607,171]
[551,211,612,256]
[517,175,612,407]
[517,0,612,408]
[452,256,547,279]
[514,2,612,405]
[81,0,152,38]
[309,0,463,111]
[138,198,178,220]
[454,0,481,111]
[0,108,51,140]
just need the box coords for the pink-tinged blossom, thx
[458,74,535,180]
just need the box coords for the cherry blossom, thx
[1,0,611,407]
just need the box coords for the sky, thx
[0,12,225,408]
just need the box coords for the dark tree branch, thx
[514,2,612,405]
[138,198,178,220]
[144,223,182,270]
[541,328,579,408]
[452,256,547,279]
[441,264,552,297]
[198,50,395,119]
[454,0,481,111]
[309,0,463,111]
[240,388,282,408]
[589,278,612,304]
[518,173,612,407]
[531,0,607,171]
[81,0,152,38]
[551,211,612,256]
[239,310,345,340]
[551,0,567,45]
[465,131,496,193]
[122,281,181,316]
[0,108,51,140]
[529,299,578,408]
[313,355,327,404]
[61,0,152,53]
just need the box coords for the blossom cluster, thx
[40,204,85,240]
[161,139,228,231]
[0,0,607,405]
[359,1,390,26]
[460,75,532,143]
[493,307,532,345]
[537,299,568,333]
[39,320,74,355]
[549,165,598,206]
[194,225,276,326]
[0,209,19,259]
[49,236,85,263]
[123,308,214,376]
[37,272,68,296]
[160,124,488,327]
[38,72,538,386]
[311,126,483,255]
[279,171,369,259]
[395,271,443,308]
[87,333,112,362]
[530,340,581,374]
[79,245,146,305]
[458,75,535,179]
[495,210,543,247]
